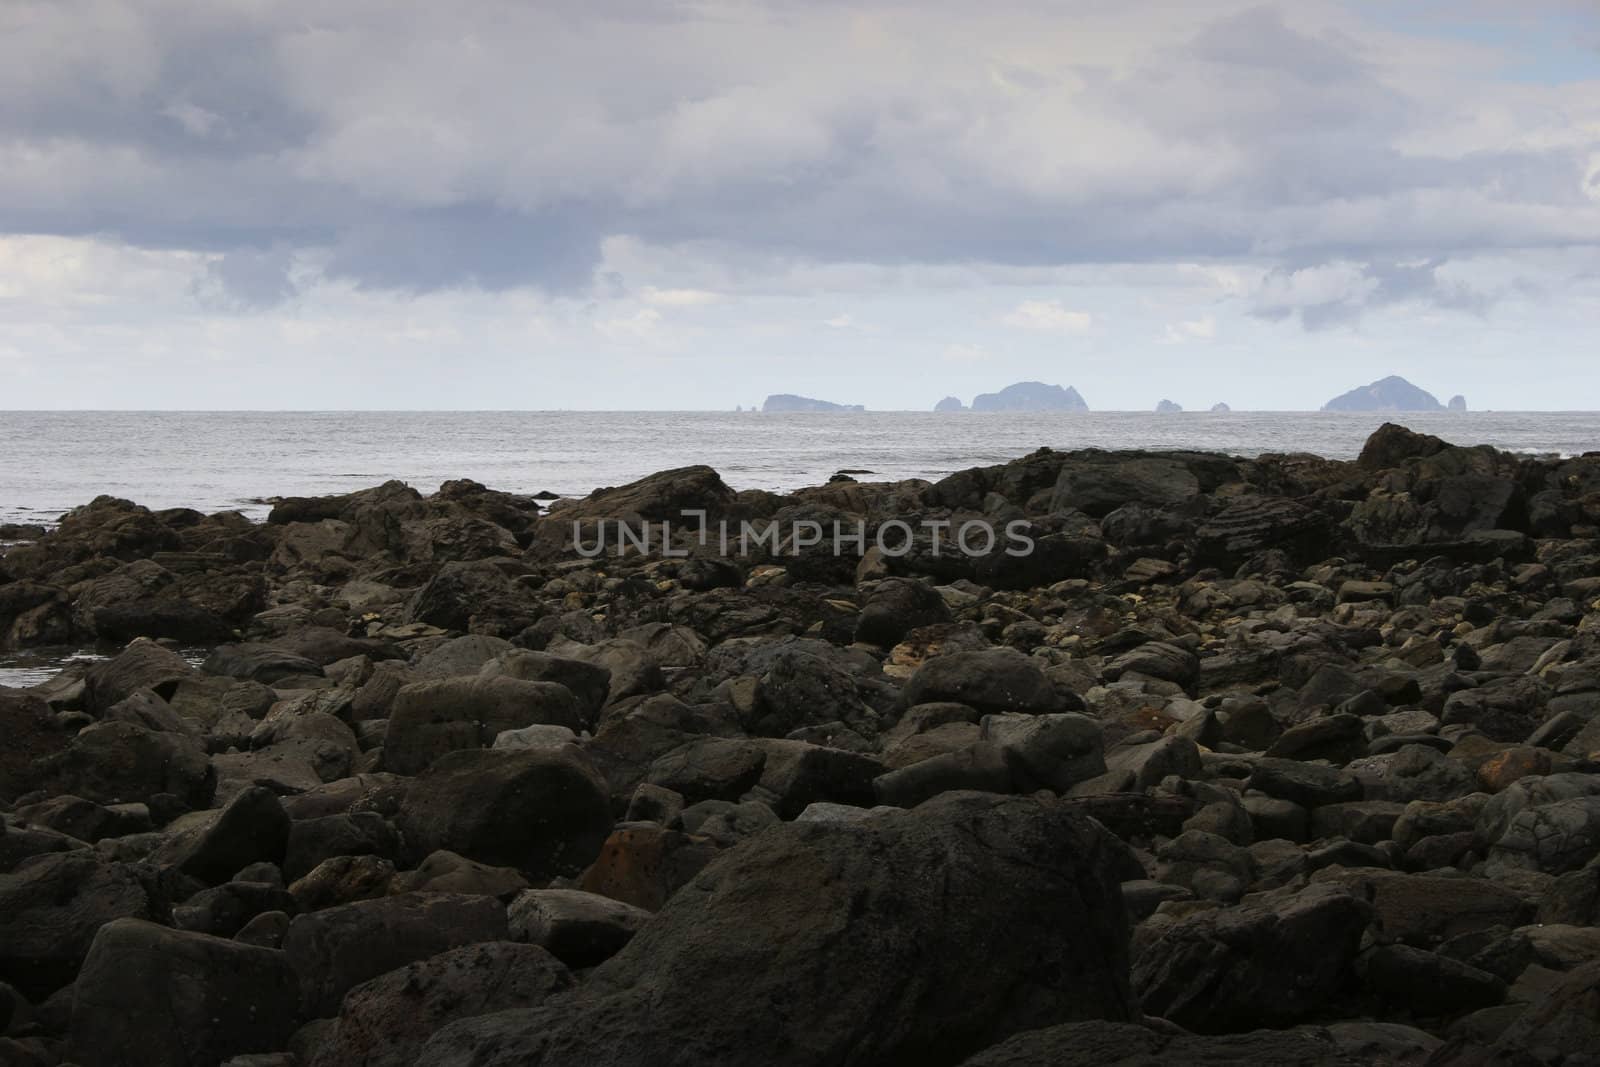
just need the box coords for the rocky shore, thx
[2,422,1600,1066]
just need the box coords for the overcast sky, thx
[2,0,1598,410]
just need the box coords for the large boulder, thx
[481,649,612,725]
[311,942,573,1067]
[507,889,653,967]
[0,688,65,803]
[202,642,324,684]
[901,649,1061,716]
[1194,496,1329,567]
[0,853,166,999]
[1051,458,1201,518]
[405,561,537,635]
[395,747,613,879]
[854,578,952,648]
[978,713,1106,793]
[271,626,406,666]
[1487,795,1600,875]
[557,465,735,524]
[283,892,508,1017]
[83,638,195,713]
[420,793,1136,1067]
[384,675,584,775]
[151,785,290,884]
[36,720,214,808]
[1133,885,1370,1032]
[70,919,300,1067]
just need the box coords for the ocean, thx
[2,410,1596,528]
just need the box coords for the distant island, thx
[1322,375,1449,413]
[1210,402,1231,413]
[1155,399,1182,413]
[934,381,1089,413]
[1449,395,1468,412]
[761,394,865,413]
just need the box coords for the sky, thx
[1,0,1598,411]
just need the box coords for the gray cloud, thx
[1,0,1596,313]
[196,246,300,310]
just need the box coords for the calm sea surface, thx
[2,410,1596,528]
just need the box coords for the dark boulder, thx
[283,892,508,1017]
[384,675,583,775]
[37,720,213,808]
[83,638,195,714]
[0,852,166,999]
[507,889,653,968]
[395,747,613,879]
[1358,423,1449,469]
[481,649,612,726]
[901,649,1060,716]
[0,689,65,803]
[1134,885,1370,1032]
[854,578,952,647]
[421,793,1135,1067]
[310,942,573,1067]
[405,561,539,636]
[70,919,300,1067]
[152,785,290,884]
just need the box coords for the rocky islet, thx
[0,422,1599,1064]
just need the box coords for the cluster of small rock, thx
[2,422,1600,1066]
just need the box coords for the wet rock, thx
[405,561,538,636]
